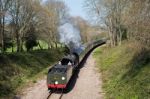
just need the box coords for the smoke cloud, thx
[58,21,82,53]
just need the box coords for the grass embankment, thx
[0,49,64,98]
[93,42,150,99]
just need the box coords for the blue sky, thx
[63,0,87,19]
[42,0,87,19]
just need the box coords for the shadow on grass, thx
[122,48,150,79]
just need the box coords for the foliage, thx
[25,25,38,51]
[3,39,14,51]
[25,37,38,52]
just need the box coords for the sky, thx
[42,0,87,19]
[63,0,87,19]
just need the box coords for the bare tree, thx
[0,0,70,52]
[9,0,39,52]
[35,0,69,49]
[124,0,150,47]
[85,0,128,46]
[0,0,12,52]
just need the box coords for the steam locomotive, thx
[47,39,106,90]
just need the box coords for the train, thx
[47,38,106,91]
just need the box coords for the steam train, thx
[47,39,106,90]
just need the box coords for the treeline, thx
[0,0,70,53]
[85,0,150,47]
[0,0,97,53]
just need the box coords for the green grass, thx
[93,42,150,99]
[0,48,64,98]
[33,40,48,50]
[6,40,52,52]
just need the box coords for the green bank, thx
[0,49,64,98]
[94,42,150,99]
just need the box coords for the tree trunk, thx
[0,17,3,52]
[12,44,14,52]
[1,15,5,52]
[20,39,24,52]
[16,32,20,52]
[37,41,43,50]
[54,42,57,48]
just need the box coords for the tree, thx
[85,0,128,46]
[35,0,69,49]
[124,0,150,47]
[9,0,39,52]
[0,0,12,52]
[0,0,70,53]
[85,0,150,48]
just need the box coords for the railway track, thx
[47,91,53,99]
[47,89,64,99]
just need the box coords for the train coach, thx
[47,38,107,91]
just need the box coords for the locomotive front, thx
[47,64,68,90]
[47,55,77,90]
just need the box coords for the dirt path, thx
[20,53,104,99]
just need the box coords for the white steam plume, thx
[58,22,82,52]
